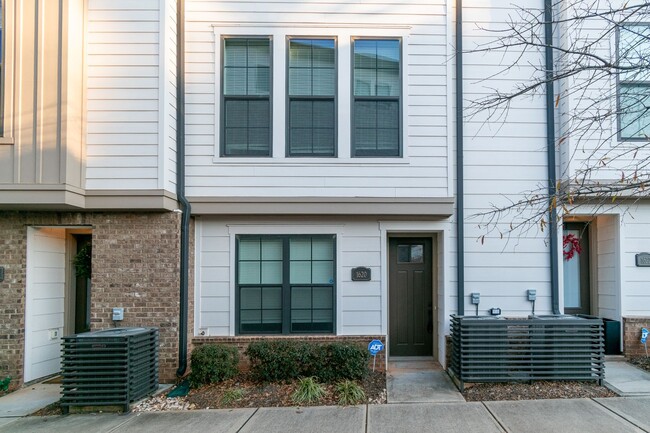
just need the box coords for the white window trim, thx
[212,24,410,165]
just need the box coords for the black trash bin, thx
[576,315,621,355]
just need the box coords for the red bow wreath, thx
[563,234,582,261]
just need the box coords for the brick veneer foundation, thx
[623,317,650,357]
[0,211,189,388]
[192,335,387,372]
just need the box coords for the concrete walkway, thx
[2,398,650,433]
[386,358,464,403]
[0,383,60,428]
[604,360,650,396]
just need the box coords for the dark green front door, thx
[389,238,433,356]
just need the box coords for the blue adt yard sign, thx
[368,340,384,355]
[368,340,384,371]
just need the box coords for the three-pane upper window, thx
[220,36,401,157]
[222,38,271,156]
[618,25,650,140]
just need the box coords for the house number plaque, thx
[352,267,371,281]
[636,253,650,267]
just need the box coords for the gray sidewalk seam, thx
[103,413,138,433]
[480,402,509,433]
[590,398,650,433]
[236,407,259,433]
[364,404,369,433]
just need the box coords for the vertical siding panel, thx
[38,0,62,183]
[16,0,37,183]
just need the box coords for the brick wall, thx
[0,211,188,387]
[191,335,387,372]
[623,317,650,357]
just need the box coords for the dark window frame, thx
[616,23,650,142]
[286,36,338,158]
[235,234,337,335]
[351,37,403,158]
[220,36,273,157]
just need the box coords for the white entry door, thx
[24,227,66,382]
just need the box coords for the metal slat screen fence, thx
[450,315,604,390]
[61,327,159,413]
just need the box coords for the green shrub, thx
[292,377,326,404]
[245,340,370,382]
[335,380,366,405]
[189,344,239,387]
[315,343,370,381]
[245,340,313,381]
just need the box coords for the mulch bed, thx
[35,360,648,413]
[462,381,617,402]
[628,356,650,373]
[32,371,386,415]
[186,371,386,409]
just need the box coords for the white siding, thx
[595,215,620,320]
[25,228,66,382]
[458,0,553,316]
[184,0,450,199]
[621,205,650,316]
[86,0,176,192]
[194,218,451,341]
[161,0,178,192]
[557,1,650,186]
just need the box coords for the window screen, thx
[353,39,401,156]
[288,39,336,156]
[618,25,650,140]
[222,38,271,156]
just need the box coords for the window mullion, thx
[282,236,291,334]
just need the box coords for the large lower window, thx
[352,39,401,157]
[237,235,335,334]
[287,38,336,156]
[618,25,650,140]
[222,37,271,156]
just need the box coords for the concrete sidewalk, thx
[3,358,650,433]
[2,398,650,433]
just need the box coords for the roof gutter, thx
[456,0,465,315]
[544,0,560,314]
[176,0,191,377]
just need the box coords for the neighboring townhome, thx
[1,0,648,391]
[0,0,184,387]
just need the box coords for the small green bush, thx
[221,388,245,405]
[292,377,326,404]
[245,340,313,381]
[189,344,239,387]
[245,340,370,382]
[335,380,366,405]
[315,343,370,382]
